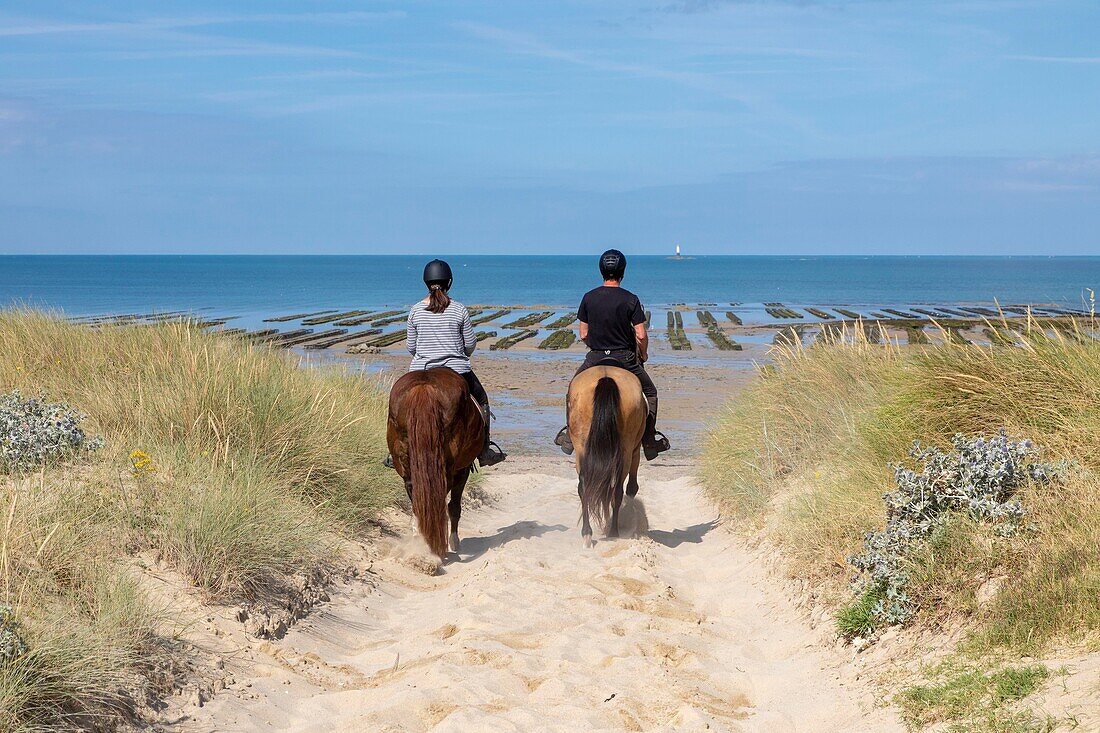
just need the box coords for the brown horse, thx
[567,365,647,548]
[387,368,484,559]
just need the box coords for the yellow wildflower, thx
[129,449,156,476]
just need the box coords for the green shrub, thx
[835,583,886,638]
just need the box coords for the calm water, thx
[2,255,1098,316]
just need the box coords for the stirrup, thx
[643,430,670,461]
[382,454,394,469]
[554,426,574,455]
[478,440,506,467]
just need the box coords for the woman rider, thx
[401,259,506,467]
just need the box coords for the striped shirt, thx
[406,299,477,373]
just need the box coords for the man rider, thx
[554,249,671,460]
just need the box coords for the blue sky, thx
[1,1,1098,254]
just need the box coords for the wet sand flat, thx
[338,350,761,457]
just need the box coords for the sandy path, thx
[183,459,901,732]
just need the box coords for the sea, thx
[3,256,1098,320]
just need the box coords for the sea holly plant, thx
[842,430,1065,634]
[0,604,29,666]
[0,390,105,474]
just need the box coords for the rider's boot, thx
[642,414,671,461]
[478,437,506,467]
[477,403,506,467]
[554,426,574,455]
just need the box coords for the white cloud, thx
[456,20,823,138]
[1005,54,1100,64]
[0,11,404,37]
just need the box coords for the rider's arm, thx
[578,294,589,345]
[631,297,648,362]
[461,306,476,356]
[406,310,417,355]
[635,322,649,363]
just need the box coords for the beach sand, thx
[180,455,902,732]
[170,349,904,732]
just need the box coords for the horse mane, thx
[580,376,624,530]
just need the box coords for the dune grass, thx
[0,310,402,730]
[897,661,1054,733]
[1,472,165,732]
[702,320,1100,654]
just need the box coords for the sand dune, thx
[182,459,902,732]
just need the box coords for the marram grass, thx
[0,310,402,731]
[702,322,1100,652]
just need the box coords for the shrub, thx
[0,391,103,473]
[835,584,885,638]
[845,431,1063,631]
[0,605,29,666]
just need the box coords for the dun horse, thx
[387,368,484,559]
[567,365,647,547]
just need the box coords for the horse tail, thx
[581,376,623,531]
[407,390,449,559]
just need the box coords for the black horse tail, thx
[580,376,623,531]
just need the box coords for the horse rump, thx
[580,376,624,530]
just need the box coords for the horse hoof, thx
[583,535,595,549]
[449,533,460,553]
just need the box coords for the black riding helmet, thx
[599,249,627,281]
[423,259,453,290]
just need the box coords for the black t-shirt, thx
[577,285,645,351]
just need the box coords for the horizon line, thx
[3,252,1100,259]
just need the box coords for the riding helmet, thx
[423,259,453,290]
[599,249,627,281]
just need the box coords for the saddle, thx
[593,355,627,369]
[589,356,649,413]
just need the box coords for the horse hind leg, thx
[579,477,595,549]
[448,468,470,554]
[622,448,646,537]
[610,445,636,538]
[404,477,418,532]
[609,481,625,539]
[626,446,640,497]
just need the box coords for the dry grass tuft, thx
[703,320,1100,651]
[0,310,402,730]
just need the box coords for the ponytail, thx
[427,284,451,314]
